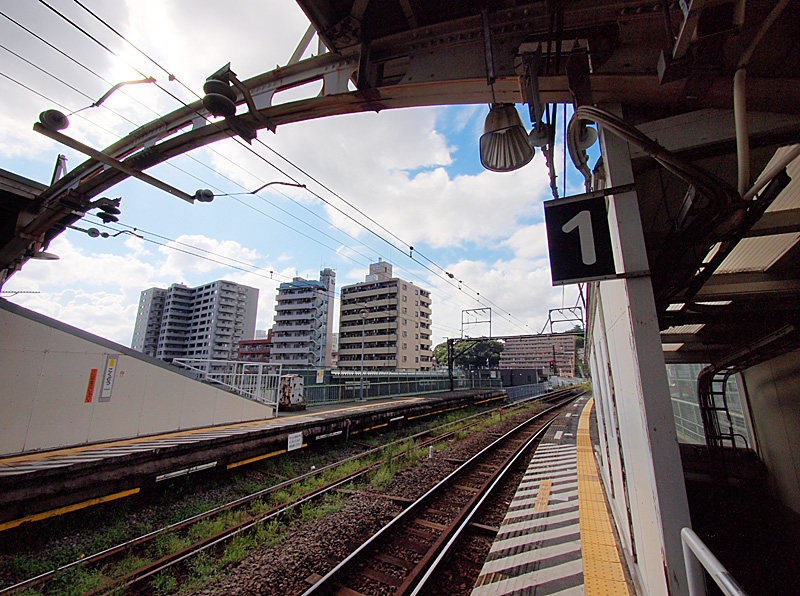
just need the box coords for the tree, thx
[566,324,585,349]
[432,339,504,368]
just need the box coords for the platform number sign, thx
[544,195,616,285]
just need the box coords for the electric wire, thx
[14,6,536,336]
[36,0,188,109]
[0,9,163,119]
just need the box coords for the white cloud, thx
[425,256,580,347]
[1,1,577,360]
[157,234,262,278]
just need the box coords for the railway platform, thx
[0,388,505,531]
[472,395,634,596]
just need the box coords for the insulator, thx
[203,79,236,101]
[202,93,236,118]
[39,109,69,131]
[97,212,119,224]
[194,189,214,202]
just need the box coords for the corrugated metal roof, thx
[661,324,705,335]
[712,145,800,273]
[717,232,800,273]
[763,144,800,212]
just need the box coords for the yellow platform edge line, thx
[0,488,140,532]
[1,398,425,466]
[577,398,632,596]
[226,443,308,469]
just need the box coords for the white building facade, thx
[131,280,258,362]
[269,268,336,368]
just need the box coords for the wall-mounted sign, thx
[544,192,617,285]
[100,355,120,402]
[85,369,98,403]
[287,431,303,452]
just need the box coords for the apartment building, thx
[269,268,335,368]
[498,333,578,377]
[237,329,273,363]
[131,280,258,361]
[338,261,432,371]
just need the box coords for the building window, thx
[403,343,407,349]
[403,295,407,302]
[403,355,407,362]
[402,307,408,314]
[403,284,407,290]
[403,331,407,337]
[403,319,407,325]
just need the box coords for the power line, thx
[15,5,532,335]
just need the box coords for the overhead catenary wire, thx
[14,4,537,336]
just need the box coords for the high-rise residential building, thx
[498,333,578,376]
[131,280,258,361]
[269,268,336,368]
[338,261,433,371]
[237,329,273,363]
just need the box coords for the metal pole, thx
[360,307,367,401]
[681,527,749,596]
[447,338,454,391]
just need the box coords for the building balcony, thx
[270,346,312,355]
[274,313,316,322]
[337,345,397,356]
[340,309,397,323]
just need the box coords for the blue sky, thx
[1,0,584,348]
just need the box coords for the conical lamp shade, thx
[480,104,535,172]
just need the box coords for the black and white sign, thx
[544,194,616,285]
[287,431,303,452]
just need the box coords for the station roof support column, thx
[592,105,692,596]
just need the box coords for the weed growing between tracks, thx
[0,401,539,596]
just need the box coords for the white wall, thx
[0,300,273,455]
[741,349,800,513]
[582,119,692,596]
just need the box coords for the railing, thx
[281,368,503,405]
[504,382,552,402]
[172,358,281,413]
[681,527,748,596]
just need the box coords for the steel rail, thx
[303,394,579,596]
[2,389,574,596]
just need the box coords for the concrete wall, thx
[741,349,800,513]
[0,300,273,456]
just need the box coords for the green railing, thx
[279,368,503,405]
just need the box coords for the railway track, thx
[1,389,578,596]
[303,395,578,596]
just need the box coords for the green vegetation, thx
[1,397,536,596]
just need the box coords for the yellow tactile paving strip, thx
[577,398,631,596]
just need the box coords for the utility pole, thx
[447,338,454,391]
[359,307,367,401]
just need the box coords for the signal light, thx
[549,360,555,370]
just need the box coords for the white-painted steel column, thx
[592,108,692,596]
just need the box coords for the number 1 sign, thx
[544,194,616,285]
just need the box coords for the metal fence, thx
[503,382,552,402]
[280,368,503,405]
[172,358,282,412]
[172,360,504,407]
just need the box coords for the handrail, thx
[681,527,748,596]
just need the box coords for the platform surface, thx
[472,396,633,596]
